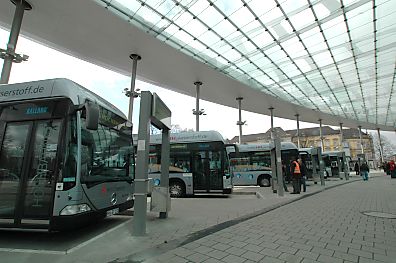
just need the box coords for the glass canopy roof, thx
[99,0,396,128]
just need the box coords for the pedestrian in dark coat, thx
[360,162,369,181]
[354,162,360,175]
[298,158,307,192]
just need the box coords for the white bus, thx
[0,79,134,231]
[229,142,299,187]
[322,151,350,178]
[141,131,233,197]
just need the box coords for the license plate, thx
[106,208,119,217]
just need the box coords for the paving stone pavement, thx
[146,176,396,263]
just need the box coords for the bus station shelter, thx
[0,0,395,131]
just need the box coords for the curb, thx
[111,178,361,263]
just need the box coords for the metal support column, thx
[269,107,274,139]
[377,128,384,164]
[159,129,170,219]
[339,123,343,150]
[358,126,364,154]
[295,114,300,148]
[339,123,348,180]
[268,107,282,196]
[319,119,324,152]
[0,0,32,84]
[127,54,141,121]
[236,97,245,144]
[133,91,152,236]
[193,81,203,131]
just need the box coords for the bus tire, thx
[169,180,185,198]
[324,171,329,179]
[223,188,232,194]
[258,175,271,187]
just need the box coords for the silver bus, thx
[298,147,324,182]
[322,151,350,178]
[229,142,299,187]
[144,131,233,197]
[0,79,134,231]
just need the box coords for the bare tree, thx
[370,133,396,161]
[150,124,193,135]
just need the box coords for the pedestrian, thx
[298,158,307,192]
[389,160,396,179]
[360,161,370,181]
[354,162,360,175]
[281,161,289,192]
[290,157,302,194]
[385,161,391,176]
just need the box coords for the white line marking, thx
[66,217,132,254]
[0,217,133,255]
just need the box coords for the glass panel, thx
[0,123,30,218]
[215,0,243,16]
[81,121,133,183]
[289,8,315,31]
[23,120,61,219]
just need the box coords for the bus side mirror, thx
[85,101,99,130]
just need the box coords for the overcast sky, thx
[0,28,395,143]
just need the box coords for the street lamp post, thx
[0,0,32,84]
[192,81,204,131]
[236,97,246,144]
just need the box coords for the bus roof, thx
[137,131,226,144]
[322,151,345,157]
[232,142,298,153]
[299,147,321,154]
[0,78,126,119]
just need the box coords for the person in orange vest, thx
[290,157,302,194]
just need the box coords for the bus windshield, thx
[80,112,134,184]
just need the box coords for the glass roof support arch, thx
[0,0,31,84]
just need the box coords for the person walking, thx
[389,160,396,179]
[298,158,307,192]
[290,157,302,194]
[354,162,360,175]
[360,161,370,181]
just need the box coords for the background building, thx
[230,126,375,162]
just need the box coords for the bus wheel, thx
[258,176,271,187]
[324,171,329,179]
[169,181,185,198]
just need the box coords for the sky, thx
[0,27,395,144]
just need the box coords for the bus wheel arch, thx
[169,179,186,198]
[257,174,271,187]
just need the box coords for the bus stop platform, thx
[0,172,383,263]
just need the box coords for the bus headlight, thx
[60,204,91,215]
[126,193,134,201]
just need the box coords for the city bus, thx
[0,79,135,231]
[141,131,233,197]
[298,147,324,182]
[228,142,299,187]
[322,151,350,178]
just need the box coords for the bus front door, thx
[193,152,207,192]
[193,151,223,193]
[0,120,61,228]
